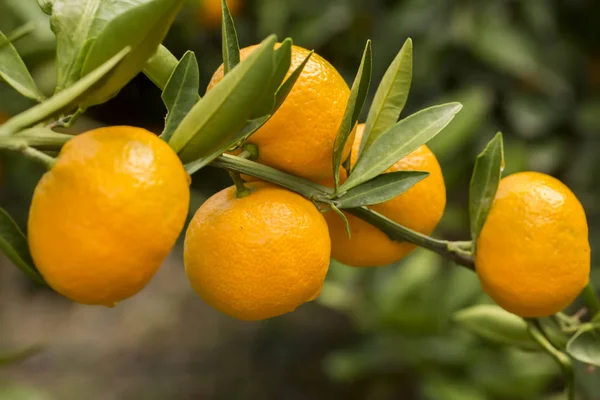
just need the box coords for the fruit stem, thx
[527,319,575,400]
[212,154,333,203]
[229,171,251,198]
[581,283,600,318]
[347,207,475,270]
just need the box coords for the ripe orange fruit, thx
[28,126,190,306]
[476,172,590,317]
[196,0,242,29]
[207,44,354,182]
[323,124,446,267]
[184,182,331,320]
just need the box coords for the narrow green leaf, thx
[0,31,44,101]
[50,0,146,92]
[143,44,180,90]
[0,47,130,135]
[469,132,504,244]
[359,38,412,158]
[333,40,372,190]
[251,38,292,118]
[161,51,200,142]
[0,208,45,285]
[342,102,462,191]
[221,0,240,74]
[336,171,428,209]
[566,326,600,367]
[454,305,539,350]
[184,115,271,175]
[169,35,277,162]
[79,0,185,108]
[274,49,312,112]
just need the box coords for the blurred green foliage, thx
[1,0,600,399]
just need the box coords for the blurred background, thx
[1,0,600,399]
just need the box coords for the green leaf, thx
[160,51,200,142]
[169,35,278,162]
[454,305,539,350]
[0,31,44,101]
[469,132,504,244]
[251,38,292,118]
[78,0,185,108]
[143,44,180,90]
[50,0,146,92]
[273,48,312,111]
[333,40,372,190]
[336,171,428,209]
[359,38,412,158]
[184,115,271,175]
[0,47,130,135]
[567,326,600,367]
[221,0,240,74]
[0,208,45,285]
[343,102,462,191]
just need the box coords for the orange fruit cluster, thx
[24,42,590,321]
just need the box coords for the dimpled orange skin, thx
[197,0,242,28]
[476,172,590,318]
[184,182,331,321]
[207,45,355,182]
[322,124,446,267]
[28,126,191,307]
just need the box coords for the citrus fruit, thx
[28,126,190,306]
[184,182,331,320]
[323,124,446,267]
[476,171,590,317]
[197,0,242,28]
[207,44,354,182]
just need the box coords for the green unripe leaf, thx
[336,171,428,209]
[469,132,504,244]
[359,38,412,158]
[161,51,200,142]
[184,115,271,175]
[143,45,181,90]
[0,31,44,101]
[454,304,540,350]
[0,208,46,285]
[50,0,145,92]
[169,35,278,163]
[0,47,130,135]
[221,0,240,74]
[566,325,600,367]
[251,38,292,118]
[333,40,372,190]
[343,103,462,191]
[79,0,185,108]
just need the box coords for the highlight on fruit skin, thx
[322,124,447,267]
[27,126,191,307]
[475,171,590,318]
[207,44,355,182]
[184,182,331,321]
